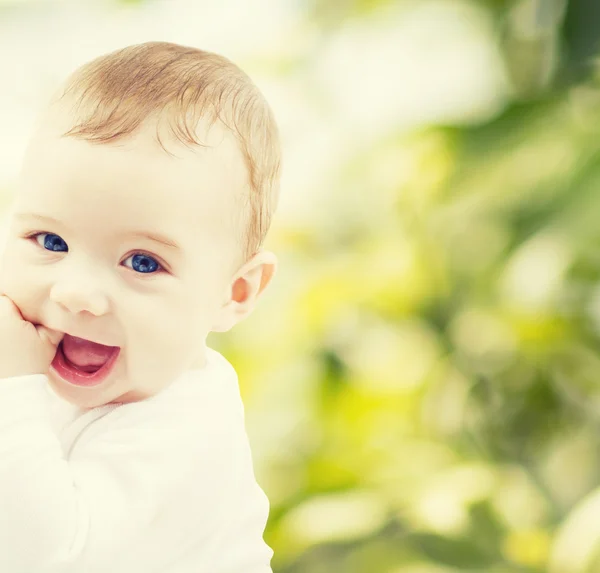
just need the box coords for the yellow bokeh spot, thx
[502,528,551,567]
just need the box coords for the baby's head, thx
[0,42,281,407]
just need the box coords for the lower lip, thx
[50,343,120,387]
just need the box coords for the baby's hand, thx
[0,295,62,379]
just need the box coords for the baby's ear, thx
[211,249,277,333]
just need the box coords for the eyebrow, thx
[123,231,181,251]
[15,213,182,251]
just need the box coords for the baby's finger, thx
[0,294,22,317]
[36,325,63,348]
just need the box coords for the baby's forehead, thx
[34,100,243,177]
[22,106,249,252]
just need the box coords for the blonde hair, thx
[57,41,281,261]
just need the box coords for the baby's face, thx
[0,111,247,408]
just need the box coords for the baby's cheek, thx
[0,250,46,322]
[0,247,24,295]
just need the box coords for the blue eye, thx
[29,232,163,275]
[35,233,68,252]
[123,253,162,274]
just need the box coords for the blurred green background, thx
[3,0,600,571]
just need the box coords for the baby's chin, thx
[45,341,207,408]
[46,363,128,409]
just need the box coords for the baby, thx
[0,42,280,572]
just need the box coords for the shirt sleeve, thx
[199,423,275,573]
[0,372,242,572]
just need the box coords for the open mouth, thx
[51,334,120,387]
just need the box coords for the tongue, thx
[62,334,117,372]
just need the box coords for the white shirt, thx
[0,347,274,573]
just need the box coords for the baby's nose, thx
[49,278,110,317]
